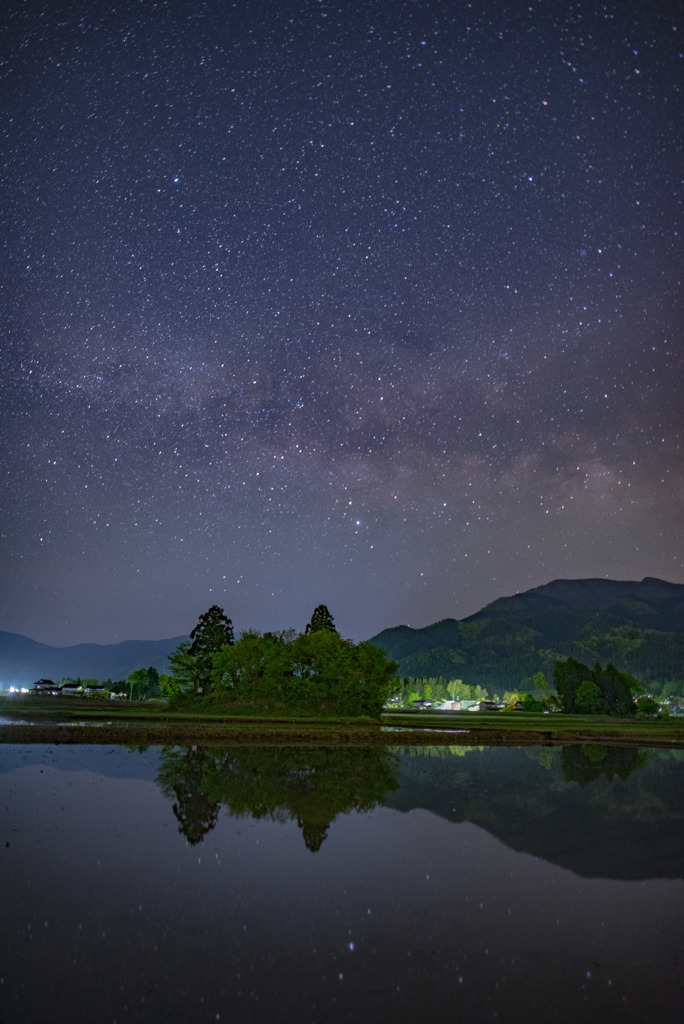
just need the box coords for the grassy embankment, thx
[1,694,683,748]
[382,708,684,747]
[0,694,388,746]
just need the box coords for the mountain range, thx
[0,632,188,687]
[1,576,682,689]
[369,576,684,689]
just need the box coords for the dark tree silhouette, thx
[189,605,234,655]
[156,745,399,851]
[173,788,220,845]
[177,605,235,693]
[305,604,338,635]
[298,818,331,853]
[561,744,648,785]
[158,747,221,845]
[554,657,639,716]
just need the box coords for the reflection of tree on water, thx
[298,820,329,852]
[561,744,650,786]
[157,747,221,845]
[157,745,400,850]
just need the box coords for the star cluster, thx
[1,0,682,644]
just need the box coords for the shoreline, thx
[1,720,682,749]
[1,696,682,748]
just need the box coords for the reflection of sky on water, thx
[1,745,683,1023]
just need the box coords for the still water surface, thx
[1,742,682,1023]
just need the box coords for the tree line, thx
[161,604,399,719]
[397,658,670,716]
[48,609,679,718]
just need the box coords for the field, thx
[382,707,684,747]
[1,694,683,748]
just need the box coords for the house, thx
[467,700,503,712]
[60,683,84,696]
[30,679,59,696]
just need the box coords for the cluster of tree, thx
[120,666,162,701]
[165,605,398,719]
[553,658,644,716]
[656,681,684,701]
[54,669,163,701]
[394,677,510,705]
[390,636,684,697]
[395,661,663,717]
[394,638,548,692]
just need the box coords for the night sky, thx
[2,0,682,646]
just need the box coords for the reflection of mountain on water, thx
[154,742,684,877]
[157,745,399,851]
[384,745,684,881]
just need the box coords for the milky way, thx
[2,0,682,645]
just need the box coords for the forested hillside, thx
[370,577,684,691]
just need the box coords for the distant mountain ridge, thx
[369,577,684,689]
[0,632,188,686]
[2,577,682,690]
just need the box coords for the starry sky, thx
[1,0,682,646]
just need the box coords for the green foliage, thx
[126,666,161,700]
[168,641,199,691]
[656,681,684,700]
[212,629,294,704]
[169,606,235,695]
[635,695,660,717]
[553,658,643,716]
[595,663,640,716]
[127,668,149,701]
[575,679,602,715]
[504,691,544,712]
[206,626,398,718]
[554,658,587,714]
[538,747,555,770]
[158,673,180,699]
[533,671,550,695]
[457,620,487,641]
[447,679,462,701]
[146,666,161,698]
[399,677,493,704]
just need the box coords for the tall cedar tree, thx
[305,604,338,635]
[189,605,234,656]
